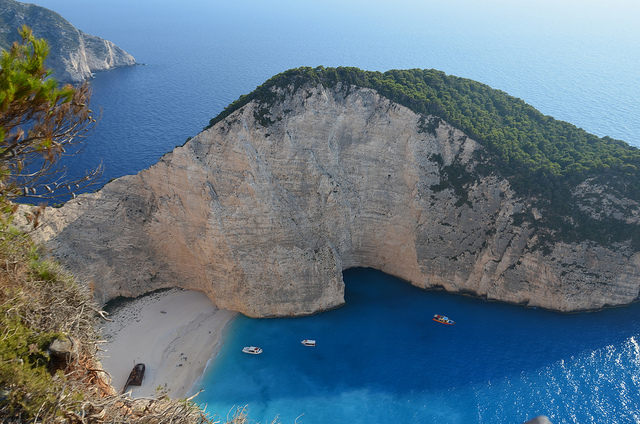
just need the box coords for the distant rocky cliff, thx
[30,81,640,317]
[0,0,135,83]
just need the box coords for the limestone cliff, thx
[29,78,640,317]
[0,0,135,83]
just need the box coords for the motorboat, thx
[301,339,316,346]
[242,346,263,354]
[433,314,455,325]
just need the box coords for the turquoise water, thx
[25,1,640,422]
[197,269,640,424]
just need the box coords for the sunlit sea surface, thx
[32,0,640,190]
[195,269,640,424]
[28,1,640,422]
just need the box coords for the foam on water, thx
[22,2,640,422]
[195,269,640,424]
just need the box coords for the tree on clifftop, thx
[0,25,100,226]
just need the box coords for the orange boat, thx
[433,314,455,325]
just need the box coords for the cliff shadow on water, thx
[333,268,640,390]
[30,67,640,320]
[200,267,640,416]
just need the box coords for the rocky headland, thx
[29,68,640,317]
[0,0,136,83]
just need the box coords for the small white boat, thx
[301,339,316,346]
[242,346,263,354]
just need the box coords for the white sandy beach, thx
[98,288,237,398]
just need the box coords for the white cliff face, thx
[31,83,640,317]
[0,0,136,83]
[54,30,136,83]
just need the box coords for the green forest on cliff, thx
[0,26,222,423]
[208,66,640,249]
[210,67,640,191]
[0,0,77,51]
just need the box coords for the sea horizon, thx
[23,1,640,422]
[30,0,640,192]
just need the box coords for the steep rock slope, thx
[0,0,135,83]
[31,79,640,317]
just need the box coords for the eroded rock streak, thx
[33,84,640,316]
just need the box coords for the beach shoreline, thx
[98,288,237,399]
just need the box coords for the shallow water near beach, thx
[196,268,640,424]
[25,1,640,422]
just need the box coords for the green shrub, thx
[205,66,640,249]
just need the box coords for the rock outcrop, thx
[30,82,640,317]
[0,0,135,83]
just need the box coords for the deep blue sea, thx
[32,0,640,189]
[29,1,640,422]
[198,269,640,424]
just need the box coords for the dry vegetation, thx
[0,223,256,424]
[0,26,268,424]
